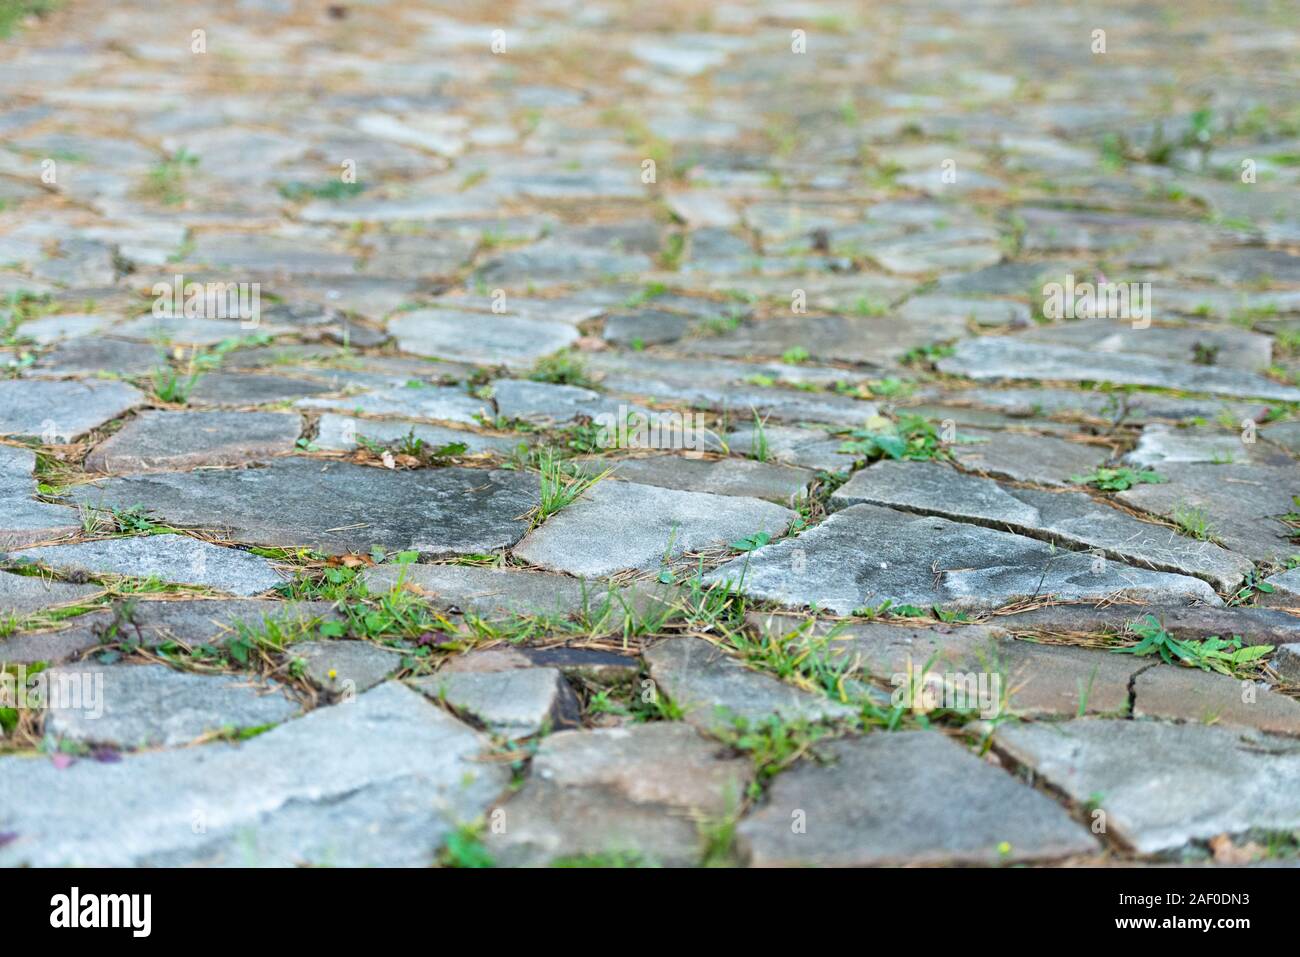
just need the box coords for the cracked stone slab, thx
[0,379,145,441]
[738,732,1097,866]
[484,722,753,867]
[1116,462,1299,564]
[514,479,796,578]
[831,460,1253,592]
[938,337,1300,402]
[1123,423,1287,468]
[313,413,520,455]
[389,309,578,368]
[949,429,1108,486]
[1133,665,1300,736]
[994,602,1300,648]
[287,639,401,693]
[991,719,1300,855]
[0,444,79,548]
[706,504,1222,615]
[0,682,510,866]
[575,454,813,504]
[644,637,855,731]
[42,662,300,748]
[8,535,283,596]
[295,384,488,425]
[411,667,580,740]
[84,410,301,473]
[0,570,101,618]
[67,459,539,556]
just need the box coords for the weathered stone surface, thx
[389,310,578,368]
[991,719,1300,855]
[84,410,301,473]
[576,454,813,504]
[958,386,1267,426]
[1117,463,1298,564]
[949,429,1107,486]
[831,460,1253,591]
[645,637,855,731]
[1133,665,1300,736]
[491,378,649,425]
[514,480,796,578]
[0,682,510,866]
[1262,567,1300,607]
[1261,420,1300,456]
[32,337,159,377]
[0,379,145,441]
[1124,423,1285,468]
[1273,644,1300,682]
[707,504,1221,614]
[412,667,580,739]
[67,460,538,556]
[603,310,690,347]
[88,598,338,648]
[288,639,400,693]
[296,384,487,425]
[42,662,300,748]
[0,610,111,665]
[313,414,519,455]
[440,645,640,685]
[725,424,861,473]
[188,372,334,406]
[939,337,1300,402]
[995,602,1300,648]
[0,444,79,548]
[0,570,101,618]
[1019,320,1275,373]
[693,314,966,365]
[363,563,595,618]
[9,535,284,595]
[485,722,753,867]
[738,732,1097,866]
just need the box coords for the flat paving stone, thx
[295,384,487,425]
[995,602,1300,648]
[389,310,579,368]
[939,337,1300,402]
[1124,423,1287,468]
[1018,320,1275,373]
[0,682,510,867]
[514,480,797,578]
[576,454,814,504]
[287,639,401,693]
[439,646,641,686]
[0,570,101,618]
[692,314,966,365]
[31,337,159,377]
[991,719,1300,855]
[484,722,753,867]
[84,410,301,473]
[706,503,1222,615]
[67,460,539,556]
[1133,665,1300,737]
[411,667,581,739]
[491,378,652,425]
[958,386,1268,426]
[831,460,1254,592]
[41,662,300,748]
[725,425,861,473]
[644,637,855,732]
[314,414,519,455]
[8,535,283,596]
[0,379,145,441]
[0,444,79,548]
[738,732,1097,866]
[0,610,112,665]
[1116,462,1299,565]
[362,563,596,618]
[949,429,1108,486]
[1262,567,1300,607]
[188,372,334,407]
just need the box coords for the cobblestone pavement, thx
[1,0,1299,867]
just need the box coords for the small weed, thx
[1113,614,1272,675]
[1172,503,1214,541]
[837,414,945,462]
[1070,467,1167,492]
[529,350,592,388]
[536,449,610,523]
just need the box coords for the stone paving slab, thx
[66,460,539,556]
[990,720,1300,855]
[362,563,595,618]
[831,460,1253,592]
[708,504,1221,615]
[8,535,284,596]
[0,570,102,618]
[411,667,581,740]
[949,429,1108,486]
[0,379,145,441]
[738,732,1097,866]
[514,480,797,578]
[0,682,509,867]
[575,454,813,504]
[42,662,300,748]
[0,444,80,548]
[84,410,301,473]
[295,384,489,425]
